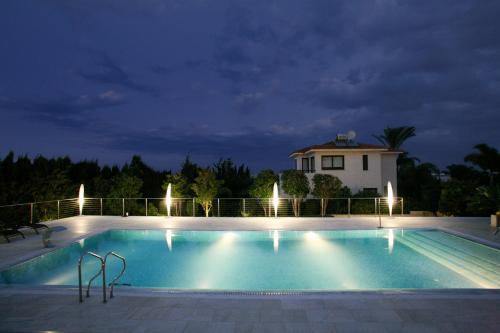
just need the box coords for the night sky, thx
[1,0,499,172]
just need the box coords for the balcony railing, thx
[0,197,403,223]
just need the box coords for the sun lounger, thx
[0,224,25,242]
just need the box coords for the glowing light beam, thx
[78,184,84,216]
[273,182,279,218]
[166,183,172,217]
[387,181,394,217]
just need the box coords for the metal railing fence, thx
[0,197,403,223]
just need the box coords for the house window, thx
[310,157,315,172]
[321,155,344,170]
[363,155,368,171]
[302,158,310,172]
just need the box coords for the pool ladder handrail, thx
[104,251,126,299]
[78,251,127,303]
[78,251,106,303]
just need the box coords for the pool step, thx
[396,232,500,288]
[408,231,500,272]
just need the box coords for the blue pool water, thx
[1,229,500,290]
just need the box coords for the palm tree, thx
[373,126,416,150]
[465,144,500,185]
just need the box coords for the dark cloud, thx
[1,0,499,170]
[232,92,265,114]
[149,65,172,76]
[79,55,158,95]
[105,125,297,170]
[0,91,124,129]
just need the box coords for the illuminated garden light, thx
[78,184,84,216]
[165,183,172,217]
[387,181,394,217]
[272,182,279,218]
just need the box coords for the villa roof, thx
[289,141,402,157]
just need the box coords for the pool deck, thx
[1,216,500,332]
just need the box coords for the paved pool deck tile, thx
[0,216,500,332]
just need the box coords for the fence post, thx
[243,198,246,216]
[217,198,220,217]
[100,198,103,216]
[192,198,195,217]
[374,198,377,215]
[145,198,148,216]
[57,200,60,220]
[347,198,351,217]
[122,198,125,216]
[401,198,404,216]
[30,202,34,224]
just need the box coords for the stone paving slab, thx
[1,291,500,332]
[1,216,499,332]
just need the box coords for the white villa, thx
[289,134,401,196]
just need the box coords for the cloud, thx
[79,55,158,95]
[0,91,124,128]
[47,0,179,15]
[232,92,265,113]
[104,124,296,170]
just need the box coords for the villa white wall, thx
[295,151,398,196]
[381,153,398,196]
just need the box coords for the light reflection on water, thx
[1,229,499,290]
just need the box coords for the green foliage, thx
[192,168,223,217]
[311,174,343,216]
[373,126,416,149]
[281,170,309,217]
[311,174,342,198]
[465,144,500,185]
[180,156,200,196]
[249,170,278,216]
[162,173,189,198]
[213,158,252,197]
[467,185,500,216]
[147,202,160,216]
[438,180,472,216]
[350,189,379,214]
[398,162,441,212]
[125,155,169,198]
[109,174,143,198]
[250,170,278,198]
[282,170,309,198]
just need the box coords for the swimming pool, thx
[1,229,499,291]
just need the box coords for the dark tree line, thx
[374,127,500,216]
[1,128,499,217]
[0,153,252,206]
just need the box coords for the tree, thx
[281,170,309,217]
[249,170,279,216]
[439,180,471,216]
[465,144,500,185]
[126,155,167,198]
[191,168,223,217]
[180,155,199,196]
[373,126,416,149]
[446,164,488,185]
[467,185,500,216]
[398,162,441,213]
[109,174,143,198]
[162,173,189,216]
[213,158,252,198]
[311,174,343,217]
[107,174,143,215]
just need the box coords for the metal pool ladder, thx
[78,251,126,303]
